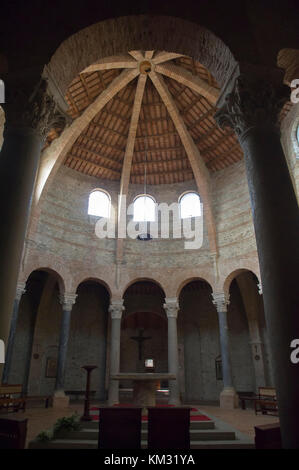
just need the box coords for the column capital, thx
[212,292,230,312]
[164,298,179,318]
[60,292,77,311]
[215,63,289,142]
[258,282,263,295]
[3,76,70,140]
[15,281,26,301]
[109,300,124,319]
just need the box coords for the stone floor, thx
[11,402,279,448]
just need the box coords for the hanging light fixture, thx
[137,134,153,241]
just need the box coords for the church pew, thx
[147,407,190,449]
[0,385,26,413]
[98,407,142,449]
[0,416,28,449]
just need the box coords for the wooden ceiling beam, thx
[205,143,242,167]
[200,132,236,155]
[66,153,121,177]
[133,145,186,156]
[79,133,125,152]
[81,55,138,73]
[145,51,154,60]
[152,52,185,64]
[149,70,218,254]
[120,73,147,196]
[87,122,128,141]
[71,144,123,169]
[155,62,219,105]
[128,51,145,61]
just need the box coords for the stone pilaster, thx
[108,300,124,405]
[53,292,77,408]
[215,63,299,447]
[212,292,238,409]
[164,298,180,405]
[1,282,26,383]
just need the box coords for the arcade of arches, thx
[0,7,299,449]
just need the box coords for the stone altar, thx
[111,373,176,406]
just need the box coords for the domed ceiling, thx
[44,50,292,185]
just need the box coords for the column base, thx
[219,387,239,409]
[52,390,70,409]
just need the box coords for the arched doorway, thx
[120,280,167,398]
[227,270,273,393]
[66,280,110,401]
[10,269,64,395]
[178,279,220,403]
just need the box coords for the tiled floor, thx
[1,402,279,448]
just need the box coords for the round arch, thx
[25,267,66,295]
[223,268,260,298]
[75,276,112,297]
[122,277,166,298]
[176,276,213,298]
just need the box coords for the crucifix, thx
[130,329,152,360]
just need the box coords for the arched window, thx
[133,195,156,222]
[88,189,110,217]
[179,192,201,218]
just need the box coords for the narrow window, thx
[133,195,156,222]
[88,190,110,217]
[179,192,201,218]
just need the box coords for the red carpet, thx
[90,406,211,422]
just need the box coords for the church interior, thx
[0,0,298,451]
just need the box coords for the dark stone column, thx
[2,282,26,384]
[108,300,124,405]
[215,64,299,448]
[53,293,77,407]
[0,77,67,378]
[164,298,180,405]
[212,292,238,409]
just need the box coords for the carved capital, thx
[60,293,77,311]
[164,298,179,318]
[212,292,229,312]
[215,69,289,141]
[3,78,69,140]
[15,282,26,301]
[109,300,124,319]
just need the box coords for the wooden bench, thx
[0,385,26,413]
[254,387,278,415]
[0,416,28,449]
[147,407,191,450]
[238,391,256,410]
[255,423,281,449]
[98,407,142,449]
[0,385,51,411]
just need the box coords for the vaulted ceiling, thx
[45,50,292,186]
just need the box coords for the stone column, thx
[53,292,77,408]
[236,273,267,390]
[215,64,299,448]
[212,292,238,409]
[164,298,180,405]
[2,282,26,383]
[0,77,67,378]
[108,300,124,405]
